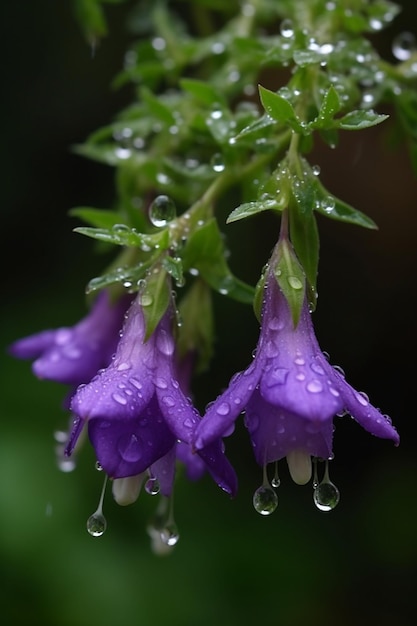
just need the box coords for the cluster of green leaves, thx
[72,0,417,338]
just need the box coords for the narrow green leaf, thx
[227,198,283,223]
[180,78,225,106]
[162,256,184,285]
[337,110,389,130]
[315,194,378,229]
[140,270,171,340]
[258,85,304,133]
[319,85,341,121]
[274,239,306,327]
[182,219,254,303]
[74,225,169,249]
[289,202,319,299]
[70,207,123,229]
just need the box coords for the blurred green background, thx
[1,1,417,625]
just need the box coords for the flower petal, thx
[245,388,333,465]
[88,397,176,478]
[335,374,399,444]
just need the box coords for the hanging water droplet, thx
[145,477,160,496]
[313,481,340,511]
[280,18,294,38]
[253,485,278,515]
[86,512,107,537]
[139,292,153,307]
[312,164,321,176]
[313,461,340,511]
[271,462,280,488]
[149,195,177,228]
[160,521,180,546]
[95,461,103,471]
[211,153,225,172]
[392,32,416,60]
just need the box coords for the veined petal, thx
[335,374,399,444]
[194,360,264,450]
[245,388,333,465]
[88,397,176,478]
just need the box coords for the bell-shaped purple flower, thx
[68,295,237,497]
[9,291,131,386]
[194,271,399,477]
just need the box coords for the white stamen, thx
[112,473,145,506]
[286,449,312,485]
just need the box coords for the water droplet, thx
[155,377,168,389]
[313,481,340,511]
[145,477,160,496]
[159,521,180,546]
[268,316,285,331]
[287,276,303,290]
[112,392,127,406]
[355,391,369,406]
[311,362,325,376]
[294,356,305,366]
[156,330,174,356]
[115,147,132,160]
[306,379,323,393]
[271,462,280,488]
[217,402,230,416]
[211,153,225,172]
[313,461,340,511]
[321,196,335,213]
[280,18,294,38]
[117,433,142,462]
[333,364,345,378]
[312,164,321,176]
[149,195,177,228]
[253,485,278,515]
[95,461,103,471]
[211,41,225,55]
[369,18,383,31]
[86,512,107,537]
[139,292,153,307]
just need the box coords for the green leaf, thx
[315,194,378,229]
[259,85,304,133]
[293,49,323,67]
[317,85,341,123]
[180,78,225,106]
[233,114,277,142]
[140,87,177,126]
[226,198,284,223]
[162,256,184,286]
[289,202,319,303]
[336,110,389,130]
[70,207,123,229]
[74,225,169,249]
[182,219,254,303]
[85,263,149,294]
[274,239,306,327]
[140,269,171,340]
[177,280,214,373]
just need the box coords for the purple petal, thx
[197,441,238,497]
[334,373,400,444]
[176,442,206,481]
[88,397,176,478]
[194,360,264,450]
[245,388,333,465]
[9,329,57,359]
[150,446,177,497]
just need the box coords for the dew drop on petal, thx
[117,433,142,462]
[253,485,278,515]
[306,379,323,393]
[112,392,128,405]
[217,402,231,416]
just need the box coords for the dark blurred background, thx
[1,1,416,625]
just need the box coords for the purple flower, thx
[194,271,399,480]
[68,295,237,497]
[9,291,131,386]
